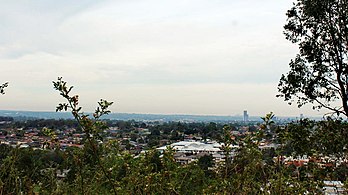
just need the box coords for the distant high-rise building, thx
[243,110,248,122]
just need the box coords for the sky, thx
[0,0,328,117]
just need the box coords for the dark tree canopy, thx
[278,0,348,116]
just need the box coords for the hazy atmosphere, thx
[0,0,324,117]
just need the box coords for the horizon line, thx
[0,109,321,119]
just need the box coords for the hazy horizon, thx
[0,108,322,119]
[0,1,330,117]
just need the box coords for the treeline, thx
[8,119,79,130]
[0,116,13,122]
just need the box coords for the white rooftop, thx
[157,140,223,153]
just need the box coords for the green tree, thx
[53,77,116,194]
[277,0,348,116]
[197,154,215,177]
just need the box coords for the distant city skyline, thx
[0,1,330,117]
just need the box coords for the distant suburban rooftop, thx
[157,140,232,153]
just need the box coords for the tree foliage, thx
[53,77,117,194]
[0,82,8,95]
[277,0,348,116]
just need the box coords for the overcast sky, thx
[0,0,327,117]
